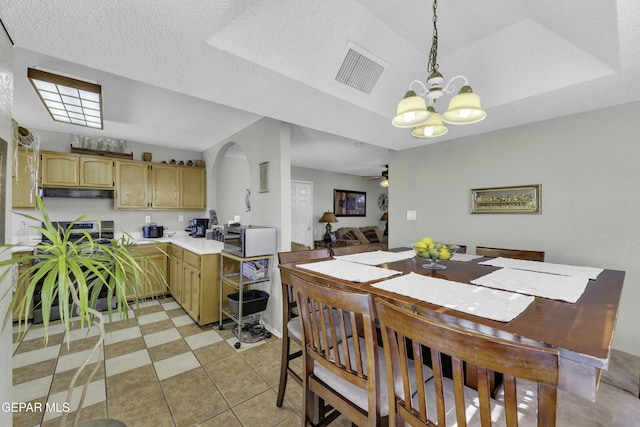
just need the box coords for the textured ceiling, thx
[2,0,640,176]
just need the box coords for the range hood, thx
[39,188,114,199]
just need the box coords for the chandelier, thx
[392,0,486,138]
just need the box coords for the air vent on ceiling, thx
[335,43,386,95]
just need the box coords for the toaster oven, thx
[223,225,276,257]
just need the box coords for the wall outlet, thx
[145,215,151,224]
[178,215,184,223]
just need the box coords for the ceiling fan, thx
[368,165,389,187]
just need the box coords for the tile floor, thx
[11,297,312,427]
[10,296,640,427]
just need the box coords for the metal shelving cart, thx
[219,251,273,348]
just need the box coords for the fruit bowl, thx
[413,239,458,270]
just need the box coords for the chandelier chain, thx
[427,0,439,73]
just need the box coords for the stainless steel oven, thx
[223,225,276,257]
[33,220,115,324]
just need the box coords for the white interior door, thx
[291,180,313,247]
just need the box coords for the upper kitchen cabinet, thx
[12,149,38,208]
[40,151,113,189]
[115,160,150,209]
[80,157,114,188]
[151,164,180,209]
[180,167,206,210]
[115,160,206,210]
[40,152,79,187]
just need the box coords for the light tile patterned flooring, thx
[11,295,640,426]
[11,297,320,427]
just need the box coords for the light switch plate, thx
[406,210,417,221]
[178,215,184,222]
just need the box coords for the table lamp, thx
[380,212,388,236]
[319,211,338,242]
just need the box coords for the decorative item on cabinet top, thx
[70,143,133,160]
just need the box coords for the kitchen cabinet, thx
[151,164,180,209]
[180,166,206,210]
[80,157,114,188]
[12,251,34,322]
[40,151,113,188]
[115,161,205,210]
[168,245,183,302]
[127,243,169,300]
[169,245,220,326]
[115,160,149,209]
[12,149,38,208]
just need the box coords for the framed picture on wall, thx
[334,189,366,217]
[259,161,269,193]
[470,184,541,214]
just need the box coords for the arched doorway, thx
[214,142,250,226]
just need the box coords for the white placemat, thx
[335,250,416,266]
[298,259,402,283]
[450,253,484,262]
[371,272,534,322]
[471,268,588,303]
[478,257,603,280]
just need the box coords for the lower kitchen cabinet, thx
[12,251,34,322]
[168,245,220,326]
[128,243,169,300]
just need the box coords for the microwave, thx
[223,225,276,258]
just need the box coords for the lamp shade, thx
[441,86,487,125]
[380,179,389,187]
[411,107,448,138]
[380,212,388,221]
[319,212,338,223]
[392,91,430,128]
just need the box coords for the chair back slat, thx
[503,375,518,426]
[450,356,468,426]
[475,246,545,262]
[375,298,559,427]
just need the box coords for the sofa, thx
[333,226,388,251]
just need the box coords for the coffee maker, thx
[189,218,209,238]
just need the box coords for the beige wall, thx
[388,100,640,356]
[203,117,291,335]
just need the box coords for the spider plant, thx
[0,196,167,425]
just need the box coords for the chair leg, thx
[276,335,291,407]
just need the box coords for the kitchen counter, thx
[8,233,225,255]
[127,233,225,255]
[9,238,40,253]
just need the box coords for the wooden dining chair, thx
[331,244,374,257]
[476,245,545,262]
[288,272,390,427]
[455,244,467,254]
[277,248,331,407]
[375,297,559,426]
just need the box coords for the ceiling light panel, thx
[28,68,103,129]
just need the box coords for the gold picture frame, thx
[470,185,541,214]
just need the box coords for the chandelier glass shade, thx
[392,0,486,138]
[411,106,448,138]
[391,91,430,127]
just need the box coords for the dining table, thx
[278,249,625,402]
